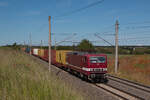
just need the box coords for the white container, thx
[33,48,38,55]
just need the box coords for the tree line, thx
[2,39,150,55]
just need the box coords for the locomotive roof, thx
[67,51,107,56]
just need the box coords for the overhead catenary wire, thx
[95,33,114,46]
[118,23,150,46]
[55,33,76,45]
[119,25,150,32]
[53,0,104,19]
[119,30,150,35]
[52,31,115,36]
[119,37,150,40]
[121,20,150,25]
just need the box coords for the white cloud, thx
[0,2,8,7]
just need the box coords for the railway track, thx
[105,74,150,100]
[94,83,144,100]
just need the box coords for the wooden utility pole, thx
[29,32,32,55]
[49,16,51,72]
[24,41,25,47]
[115,20,119,73]
[55,40,57,50]
[41,40,43,49]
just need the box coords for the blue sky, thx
[0,0,150,46]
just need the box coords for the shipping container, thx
[43,49,56,64]
[25,47,30,53]
[56,50,72,65]
[43,49,48,61]
[33,48,38,55]
[38,49,44,57]
[51,50,56,64]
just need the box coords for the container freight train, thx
[25,48,108,82]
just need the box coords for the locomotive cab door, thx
[82,56,88,67]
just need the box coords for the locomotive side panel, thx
[66,53,88,74]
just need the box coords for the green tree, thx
[12,42,17,47]
[77,39,95,52]
[12,42,20,50]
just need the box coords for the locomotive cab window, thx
[90,56,106,63]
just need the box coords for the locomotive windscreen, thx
[90,56,106,63]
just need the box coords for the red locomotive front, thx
[85,54,107,81]
[67,52,108,82]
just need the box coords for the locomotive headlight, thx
[82,67,91,71]
[103,68,107,71]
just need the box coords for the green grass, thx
[0,48,84,100]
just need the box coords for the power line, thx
[51,31,115,36]
[119,41,150,46]
[119,37,150,40]
[53,0,104,18]
[121,21,150,25]
[119,30,150,35]
[95,33,114,46]
[118,38,150,46]
[96,32,115,36]
[55,33,76,45]
[120,25,150,31]
[128,25,150,29]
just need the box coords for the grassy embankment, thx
[108,54,150,85]
[0,47,83,100]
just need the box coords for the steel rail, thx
[104,83,145,100]
[94,84,129,100]
[107,74,150,92]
